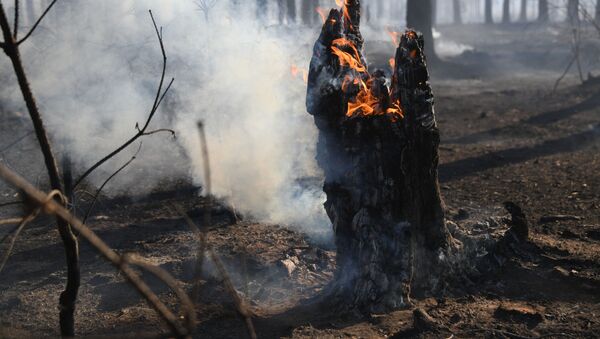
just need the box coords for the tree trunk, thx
[256,0,267,23]
[538,0,549,22]
[453,0,462,24]
[406,0,437,62]
[286,0,296,24]
[25,0,35,25]
[567,0,579,23]
[502,0,510,23]
[432,0,437,25]
[596,0,600,21]
[277,0,285,24]
[301,0,311,25]
[519,0,527,22]
[307,0,453,312]
[485,0,493,24]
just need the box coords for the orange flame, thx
[316,7,328,24]
[335,0,344,7]
[291,64,308,84]
[331,38,366,73]
[389,58,395,70]
[385,27,401,47]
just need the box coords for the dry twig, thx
[0,163,195,338]
[82,142,142,224]
[73,10,174,190]
[176,121,257,339]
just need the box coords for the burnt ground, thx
[1,23,600,338]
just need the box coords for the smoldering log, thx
[306,0,455,312]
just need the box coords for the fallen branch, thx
[73,10,174,190]
[0,207,42,274]
[0,130,34,154]
[0,163,194,338]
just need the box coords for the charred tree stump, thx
[306,1,455,313]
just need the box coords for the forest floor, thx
[1,23,600,338]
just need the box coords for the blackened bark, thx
[538,0,549,22]
[406,0,437,62]
[306,1,452,312]
[485,0,493,24]
[453,0,462,24]
[502,0,510,23]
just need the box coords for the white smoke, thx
[0,0,332,242]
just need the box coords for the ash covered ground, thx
[1,20,600,338]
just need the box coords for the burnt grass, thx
[1,23,600,338]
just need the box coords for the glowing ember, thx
[389,58,395,70]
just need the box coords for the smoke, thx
[0,1,332,243]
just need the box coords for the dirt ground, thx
[1,22,600,338]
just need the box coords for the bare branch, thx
[124,253,196,333]
[73,10,174,189]
[0,218,23,225]
[82,142,142,224]
[174,204,207,305]
[0,189,64,274]
[12,0,18,39]
[176,121,257,339]
[142,128,176,138]
[0,200,23,208]
[16,0,58,45]
[0,163,193,337]
[0,130,33,153]
[0,207,40,273]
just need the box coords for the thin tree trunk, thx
[0,4,80,336]
[567,0,579,23]
[407,0,437,62]
[26,0,35,25]
[256,0,267,23]
[519,0,527,21]
[286,0,296,24]
[502,0,510,23]
[453,0,462,24]
[432,0,437,25]
[277,0,285,24]
[485,0,493,24]
[301,0,311,25]
[596,0,600,21]
[538,0,549,22]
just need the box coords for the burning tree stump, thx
[306,1,457,312]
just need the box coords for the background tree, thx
[502,0,510,23]
[453,0,462,24]
[567,0,579,23]
[26,0,35,25]
[596,0,600,22]
[301,0,311,25]
[519,0,527,22]
[538,0,549,22]
[485,0,493,24]
[277,0,285,24]
[286,0,296,24]
[406,0,437,62]
[256,0,267,23]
